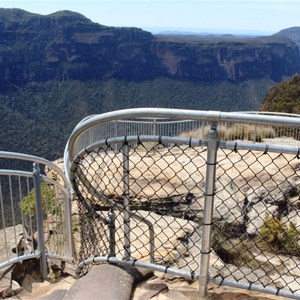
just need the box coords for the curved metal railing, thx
[0,152,74,276]
[64,108,300,185]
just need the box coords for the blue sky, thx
[0,0,300,35]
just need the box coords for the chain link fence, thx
[212,144,300,297]
[66,109,300,299]
[71,137,206,276]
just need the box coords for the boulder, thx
[0,224,24,263]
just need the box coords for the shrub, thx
[20,183,57,217]
[258,214,300,256]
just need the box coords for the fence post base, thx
[198,275,209,299]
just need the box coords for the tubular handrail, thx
[0,169,33,177]
[64,108,300,185]
[75,256,299,299]
[0,151,70,191]
[238,111,300,118]
[0,151,75,265]
[0,253,41,270]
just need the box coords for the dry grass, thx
[179,124,276,142]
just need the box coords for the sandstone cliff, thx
[155,35,299,82]
[0,8,299,86]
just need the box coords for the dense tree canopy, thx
[260,76,300,113]
[0,78,271,160]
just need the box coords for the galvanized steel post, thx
[33,163,48,280]
[122,142,131,259]
[115,121,118,151]
[153,119,157,136]
[108,208,116,257]
[198,123,219,299]
[64,189,74,259]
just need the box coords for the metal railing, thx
[64,110,300,174]
[65,108,300,299]
[0,152,74,279]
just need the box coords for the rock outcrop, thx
[155,35,300,82]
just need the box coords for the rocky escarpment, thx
[0,9,161,85]
[155,35,300,82]
[276,27,300,49]
[0,8,299,88]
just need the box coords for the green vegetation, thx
[212,213,300,272]
[212,232,258,269]
[260,75,300,114]
[20,183,58,217]
[212,223,273,272]
[259,214,300,256]
[0,78,271,161]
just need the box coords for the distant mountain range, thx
[154,30,262,38]
[0,8,300,159]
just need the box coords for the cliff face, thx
[0,9,162,84]
[276,27,300,49]
[155,36,300,82]
[0,8,299,86]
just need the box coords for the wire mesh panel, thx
[211,143,300,297]
[71,136,207,276]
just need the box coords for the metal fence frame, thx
[65,108,300,299]
[0,151,74,278]
[64,110,300,173]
